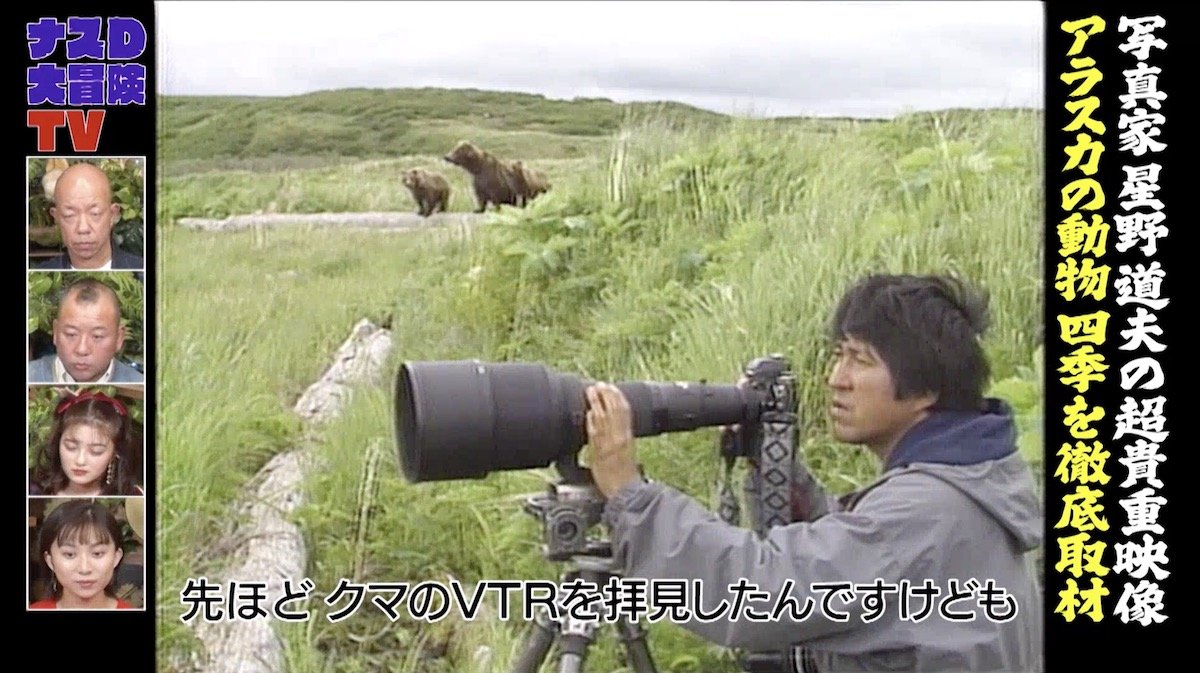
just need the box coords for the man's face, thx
[49,168,119,269]
[52,293,126,382]
[827,335,934,457]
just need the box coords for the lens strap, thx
[716,358,798,538]
[718,452,742,527]
[754,409,797,534]
[717,412,797,538]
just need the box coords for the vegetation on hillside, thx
[160,88,731,169]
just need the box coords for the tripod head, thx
[522,455,612,562]
[513,458,658,673]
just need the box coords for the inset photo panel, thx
[27,271,146,385]
[27,156,146,272]
[28,497,146,611]
[28,385,145,498]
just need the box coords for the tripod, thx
[509,464,658,673]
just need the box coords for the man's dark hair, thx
[57,276,122,317]
[829,274,991,410]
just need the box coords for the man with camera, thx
[585,274,1044,672]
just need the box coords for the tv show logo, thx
[26,16,149,152]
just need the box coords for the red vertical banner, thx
[1046,3,1176,670]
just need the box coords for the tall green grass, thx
[156,223,481,670]
[159,105,1044,673]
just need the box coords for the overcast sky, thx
[157,1,1044,119]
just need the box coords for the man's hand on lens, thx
[585,382,642,498]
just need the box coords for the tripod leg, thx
[510,608,558,673]
[556,648,585,673]
[555,612,601,673]
[615,616,658,673]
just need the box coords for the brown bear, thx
[402,168,450,217]
[443,141,523,212]
[509,160,552,206]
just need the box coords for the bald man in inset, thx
[37,163,145,270]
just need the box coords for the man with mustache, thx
[585,274,1043,672]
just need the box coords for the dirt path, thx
[177,211,492,232]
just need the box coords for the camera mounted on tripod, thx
[392,355,803,673]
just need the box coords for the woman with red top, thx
[30,499,135,609]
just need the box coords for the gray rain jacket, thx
[603,399,1044,672]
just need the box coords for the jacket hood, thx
[885,398,1043,552]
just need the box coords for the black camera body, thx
[720,354,797,462]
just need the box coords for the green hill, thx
[158,87,1034,182]
[159,87,731,167]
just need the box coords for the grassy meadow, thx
[158,89,1044,672]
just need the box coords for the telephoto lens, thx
[394,360,765,482]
